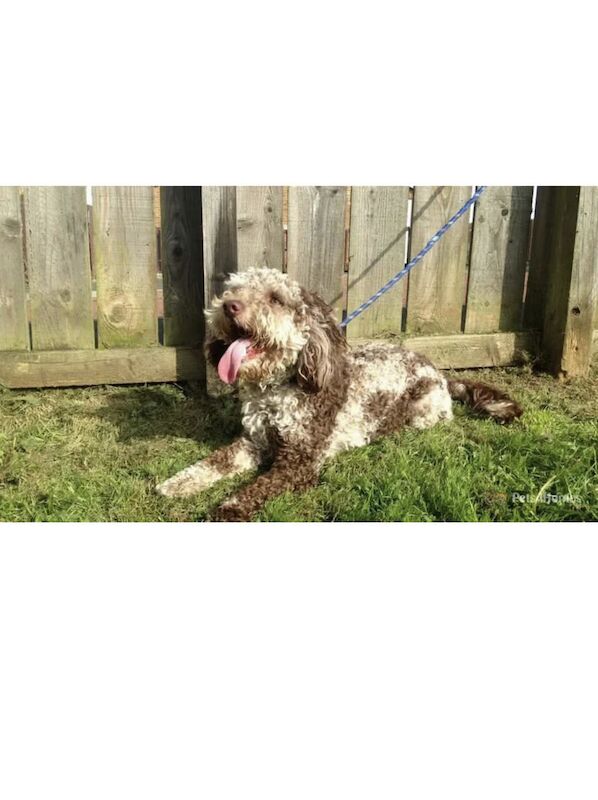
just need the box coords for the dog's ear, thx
[296,289,346,393]
[204,337,229,369]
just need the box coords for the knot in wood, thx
[110,303,127,323]
[1,216,20,238]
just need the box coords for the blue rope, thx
[340,186,487,328]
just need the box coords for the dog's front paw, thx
[211,497,251,522]
[156,474,203,498]
[156,476,191,497]
[156,464,221,497]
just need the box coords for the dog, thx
[156,267,522,520]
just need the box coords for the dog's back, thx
[322,342,522,462]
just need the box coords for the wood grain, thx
[0,346,204,388]
[559,187,598,376]
[0,331,537,388]
[465,186,533,332]
[236,186,283,270]
[406,186,471,334]
[523,186,553,332]
[532,186,598,376]
[24,187,94,350]
[202,186,237,304]
[287,186,347,320]
[346,187,410,339]
[0,187,29,350]
[160,187,204,348]
[92,187,158,348]
[350,331,537,369]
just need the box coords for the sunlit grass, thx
[1,365,597,522]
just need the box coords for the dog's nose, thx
[223,300,244,317]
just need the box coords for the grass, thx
[1,365,597,522]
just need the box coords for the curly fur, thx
[156,267,523,520]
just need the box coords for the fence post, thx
[160,187,206,390]
[528,187,598,377]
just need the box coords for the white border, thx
[1,523,597,799]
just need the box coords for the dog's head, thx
[205,267,347,392]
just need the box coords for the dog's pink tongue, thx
[218,339,252,384]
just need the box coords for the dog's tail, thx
[447,378,523,424]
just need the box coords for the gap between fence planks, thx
[406,186,471,334]
[465,186,533,333]
[92,187,158,348]
[24,187,95,351]
[0,187,29,350]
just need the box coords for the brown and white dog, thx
[156,267,522,520]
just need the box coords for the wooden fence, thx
[1,186,597,389]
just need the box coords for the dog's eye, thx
[269,292,285,307]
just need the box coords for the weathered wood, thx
[465,186,533,332]
[153,186,161,229]
[406,186,471,334]
[0,331,537,389]
[236,187,284,270]
[160,187,205,350]
[287,186,347,321]
[92,187,158,348]
[202,186,237,304]
[523,187,552,332]
[0,346,204,388]
[350,330,538,369]
[532,187,598,376]
[0,187,29,350]
[557,187,598,375]
[24,187,94,350]
[346,187,410,339]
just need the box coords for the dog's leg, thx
[156,437,262,498]
[212,446,319,521]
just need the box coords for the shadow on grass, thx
[86,385,242,449]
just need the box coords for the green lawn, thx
[1,365,597,522]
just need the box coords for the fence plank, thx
[202,186,237,304]
[346,186,410,339]
[406,186,471,334]
[236,186,284,270]
[24,187,94,350]
[523,187,553,332]
[92,187,158,348]
[0,346,203,388]
[160,187,204,350]
[563,186,598,374]
[543,187,598,376]
[0,187,29,350]
[341,331,537,369]
[287,186,346,320]
[465,186,533,333]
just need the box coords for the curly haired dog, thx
[156,267,522,520]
